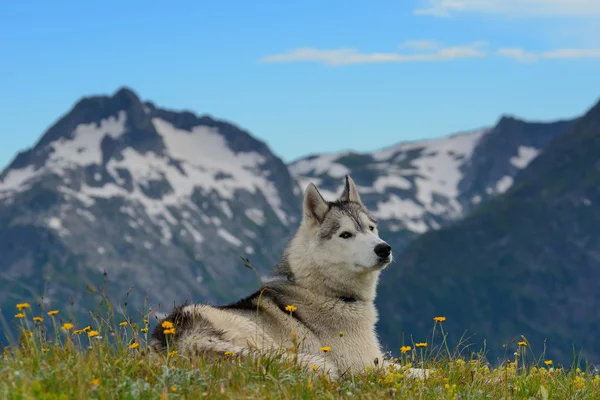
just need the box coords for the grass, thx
[1,288,599,399]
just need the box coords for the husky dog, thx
[151,175,408,378]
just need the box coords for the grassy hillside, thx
[1,286,599,399]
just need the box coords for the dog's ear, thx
[339,175,363,205]
[303,183,329,225]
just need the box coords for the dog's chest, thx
[308,300,382,369]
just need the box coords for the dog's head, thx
[293,175,392,274]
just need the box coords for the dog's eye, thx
[369,226,375,231]
[339,231,353,239]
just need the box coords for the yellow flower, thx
[285,305,297,312]
[224,351,234,356]
[312,365,318,371]
[83,326,91,332]
[415,342,428,348]
[42,348,49,353]
[23,330,33,337]
[47,310,59,316]
[62,323,74,331]
[168,350,178,357]
[163,328,176,335]
[129,343,139,349]
[171,386,177,393]
[91,378,100,386]
[320,346,331,353]
[16,303,31,310]
[144,319,149,324]
[161,320,174,329]
[400,345,412,353]
[455,359,466,366]
[15,313,25,319]
[33,317,44,323]
[73,329,84,335]
[141,327,149,333]
[339,331,344,337]
[433,316,446,322]
[544,360,553,366]
[518,341,527,347]
[119,321,128,327]
[88,330,99,338]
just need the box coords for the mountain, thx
[289,116,574,252]
[0,87,302,333]
[374,98,600,365]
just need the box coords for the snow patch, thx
[46,217,70,236]
[245,208,265,225]
[495,176,514,194]
[219,200,233,219]
[182,220,204,243]
[217,228,242,247]
[510,146,540,169]
[373,175,411,192]
[290,153,351,178]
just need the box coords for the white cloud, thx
[497,47,600,62]
[260,42,487,66]
[415,0,600,18]
[399,40,441,50]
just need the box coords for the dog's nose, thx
[374,243,391,258]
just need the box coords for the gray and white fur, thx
[151,175,423,378]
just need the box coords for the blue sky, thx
[2,0,600,169]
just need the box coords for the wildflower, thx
[224,351,234,356]
[400,346,412,353]
[168,350,178,357]
[33,317,44,323]
[23,330,33,337]
[47,310,59,316]
[16,303,31,310]
[141,327,149,333]
[433,316,446,322]
[171,386,177,393]
[62,323,74,331]
[320,346,331,353]
[518,341,527,347]
[129,343,139,349]
[415,342,428,348]
[15,313,25,319]
[88,330,100,338]
[544,360,553,366]
[144,319,149,324]
[83,325,91,332]
[42,348,49,353]
[119,321,128,327]
[164,328,176,335]
[91,378,100,386]
[285,305,297,313]
[455,359,466,366]
[312,365,318,371]
[73,329,84,335]
[339,331,344,337]
[161,320,174,329]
